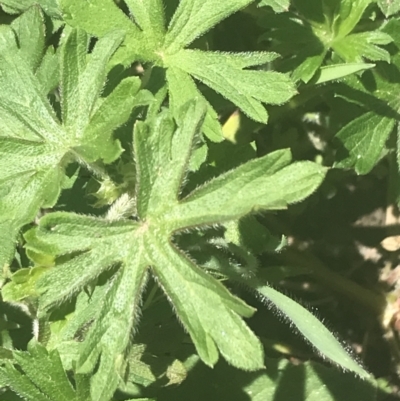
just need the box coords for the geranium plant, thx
[1,0,396,400]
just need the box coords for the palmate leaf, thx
[333,19,400,174]
[61,0,297,141]
[0,342,88,401]
[324,0,392,65]
[194,220,369,378]
[165,50,296,123]
[27,99,367,399]
[62,0,256,61]
[0,24,144,269]
[263,0,392,83]
[332,31,393,63]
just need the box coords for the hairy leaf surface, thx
[28,103,266,378]
[0,342,84,401]
[61,0,297,140]
[334,19,400,174]
[25,99,371,399]
[0,24,142,268]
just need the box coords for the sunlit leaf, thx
[27,100,332,397]
[166,50,296,123]
[0,25,142,268]
[333,31,393,63]
[62,0,296,140]
[0,342,81,401]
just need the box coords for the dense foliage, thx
[0,0,399,400]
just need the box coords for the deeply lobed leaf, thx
[25,99,370,395]
[0,22,143,269]
[0,342,81,401]
[168,152,326,228]
[166,50,296,123]
[60,0,297,140]
[0,3,373,398]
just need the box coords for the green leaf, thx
[79,260,148,401]
[0,24,18,53]
[331,18,400,174]
[0,342,80,401]
[60,0,144,65]
[335,112,395,174]
[0,362,51,401]
[26,214,148,400]
[334,0,374,39]
[35,46,59,95]
[60,28,126,136]
[124,0,166,44]
[149,236,264,370]
[77,76,140,163]
[43,281,111,369]
[378,0,400,17]
[0,28,142,268]
[251,283,369,378]
[265,0,390,83]
[171,151,326,227]
[258,0,290,12]
[312,63,375,84]
[2,267,48,302]
[188,143,208,172]
[194,219,368,378]
[164,0,255,54]
[125,344,157,387]
[14,343,76,401]
[333,31,393,63]
[62,0,296,138]
[166,49,297,123]
[258,10,328,83]
[0,0,62,17]
[0,139,64,270]
[0,52,63,144]
[166,66,223,142]
[292,52,327,83]
[27,101,332,396]
[276,361,375,401]
[10,5,46,72]
[28,215,140,312]
[134,100,207,217]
